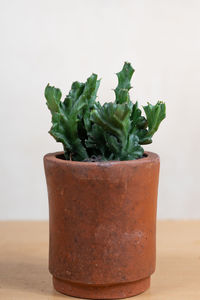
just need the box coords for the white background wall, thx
[0,0,199,220]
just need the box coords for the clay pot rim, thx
[44,151,159,167]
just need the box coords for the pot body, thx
[44,151,160,299]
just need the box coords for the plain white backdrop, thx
[0,0,199,220]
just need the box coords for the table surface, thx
[0,221,200,300]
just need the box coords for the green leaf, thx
[123,134,144,160]
[64,81,85,111]
[130,102,150,144]
[49,113,71,150]
[143,101,166,137]
[104,133,121,159]
[86,124,107,157]
[44,63,166,161]
[114,62,134,104]
[45,84,88,161]
[91,102,131,143]
[45,84,62,112]
[45,73,101,161]
[83,74,100,107]
[131,102,144,128]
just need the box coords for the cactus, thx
[44,62,166,161]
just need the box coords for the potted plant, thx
[44,62,166,299]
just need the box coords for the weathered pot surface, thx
[44,151,160,299]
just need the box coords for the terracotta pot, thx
[44,151,160,299]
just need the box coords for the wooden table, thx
[0,221,200,299]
